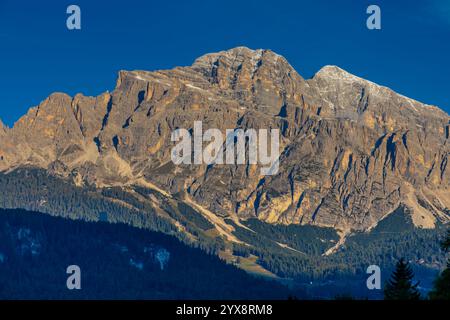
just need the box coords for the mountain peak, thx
[192,46,284,69]
[312,65,448,117]
[314,65,365,83]
[195,46,262,60]
[1,47,448,235]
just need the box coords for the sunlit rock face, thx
[0,47,449,232]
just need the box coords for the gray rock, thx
[0,47,448,234]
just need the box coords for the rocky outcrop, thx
[0,47,448,233]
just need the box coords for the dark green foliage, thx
[331,210,445,278]
[441,229,450,251]
[384,258,421,300]
[230,209,447,281]
[175,202,214,231]
[0,208,290,299]
[243,219,339,255]
[0,168,171,232]
[429,268,450,300]
[429,229,450,300]
[101,187,153,212]
[0,168,224,255]
[0,168,447,290]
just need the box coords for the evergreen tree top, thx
[441,229,450,252]
[384,258,421,300]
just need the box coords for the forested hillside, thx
[0,168,447,288]
[0,208,291,299]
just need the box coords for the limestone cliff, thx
[0,47,448,234]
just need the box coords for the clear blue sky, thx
[0,0,449,126]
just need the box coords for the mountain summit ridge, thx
[0,47,448,236]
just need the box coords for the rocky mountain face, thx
[0,47,449,236]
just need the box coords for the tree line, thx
[383,229,450,300]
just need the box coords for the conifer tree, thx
[384,258,421,300]
[429,229,450,300]
[441,229,450,252]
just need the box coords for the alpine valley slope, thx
[0,47,449,279]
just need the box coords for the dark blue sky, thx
[0,0,449,126]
